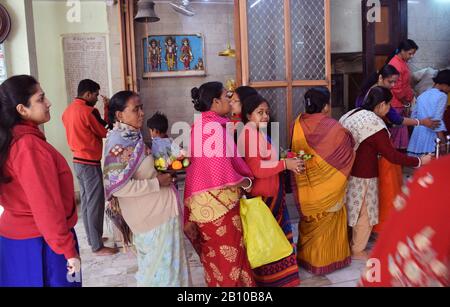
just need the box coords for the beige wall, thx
[330,0,362,53]
[32,0,109,162]
[0,0,123,202]
[0,0,37,76]
[0,0,35,216]
[31,1,116,191]
[135,2,236,142]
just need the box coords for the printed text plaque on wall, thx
[62,34,110,104]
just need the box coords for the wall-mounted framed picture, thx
[143,33,206,78]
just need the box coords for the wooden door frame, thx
[362,0,408,77]
[234,0,331,143]
[234,0,243,86]
[236,0,331,86]
[119,0,138,92]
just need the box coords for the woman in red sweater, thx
[340,86,432,260]
[0,75,81,287]
[387,39,419,150]
[237,94,304,287]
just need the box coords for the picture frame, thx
[143,33,206,78]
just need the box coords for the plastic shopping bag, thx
[240,196,293,269]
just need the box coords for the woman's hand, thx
[184,222,198,241]
[67,257,81,275]
[420,117,440,129]
[420,154,433,166]
[285,158,305,174]
[157,173,173,186]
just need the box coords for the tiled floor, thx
[77,194,370,287]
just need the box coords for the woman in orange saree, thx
[291,88,355,275]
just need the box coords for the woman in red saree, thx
[361,156,449,287]
[238,94,303,287]
[184,82,255,287]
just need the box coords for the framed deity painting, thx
[143,33,206,78]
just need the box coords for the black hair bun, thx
[191,87,207,112]
[191,87,200,104]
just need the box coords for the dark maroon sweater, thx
[351,129,420,178]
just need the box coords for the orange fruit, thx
[172,160,183,170]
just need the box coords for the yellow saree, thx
[291,113,355,275]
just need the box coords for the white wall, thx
[408,0,450,70]
[135,2,236,142]
[330,0,362,53]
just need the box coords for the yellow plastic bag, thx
[240,196,293,269]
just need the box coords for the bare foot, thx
[352,251,369,261]
[94,246,119,256]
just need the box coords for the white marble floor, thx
[76,197,371,287]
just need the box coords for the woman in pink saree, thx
[183,82,256,287]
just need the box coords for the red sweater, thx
[240,128,285,198]
[352,129,420,178]
[62,98,109,165]
[0,122,78,259]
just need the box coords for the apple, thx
[286,152,297,159]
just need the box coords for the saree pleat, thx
[374,157,403,234]
[298,208,351,275]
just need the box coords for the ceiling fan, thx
[169,0,195,17]
[0,4,11,43]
